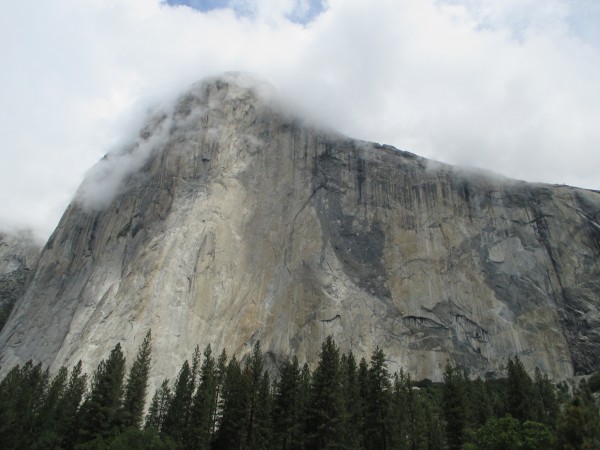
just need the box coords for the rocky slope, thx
[1,74,599,387]
[0,230,41,332]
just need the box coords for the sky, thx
[1,0,599,241]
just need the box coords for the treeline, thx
[1,332,600,450]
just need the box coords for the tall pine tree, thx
[506,357,534,422]
[78,343,127,444]
[189,343,218,449]
[245,341,271,449]
[145,378,172,434]
[121,330,152,429]
[442,362,467,450]
[213,356,249,450]
[364,347,392,450]
[307,336,345,450]
[161,359,194,444]
[273,356,302,450]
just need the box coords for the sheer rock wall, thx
[1,75,599,388]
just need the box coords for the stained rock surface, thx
[1,74,599,388]
[0,230,41,332]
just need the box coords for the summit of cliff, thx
[1,74,599,388]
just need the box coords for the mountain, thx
[1,73,599,387]
[0,230,41,332]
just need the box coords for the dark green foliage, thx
[76,427,178,449]
[189,344,218,449]
[2,336,600,450]
[273,356,304,450]
[506,357,534,422]
[78,343,127,444]
[389,369,410,450]
[364,347,391,450]
[340,352,362,450]
[0,360,49,448]
[58,361,89,449]
[469,416,553,450]
[244,341,271,449]
[307,336,345,450]
[588,369,600,393]
[145,379,172,433]
[213,348,228,436]
[357,357,370,446]
[417,385,444,450]
[30,366,68,446]
[532,367,559,426]
[465,376,493,429]
[297,362,312,449]
[161,359,194,444]
[213,356,249,450]
[555,382,600,450]
[442,362,467,450]
[389,367,445,450]
[251,370,273,450]
[190,345,202,398]
[121,330,152,429]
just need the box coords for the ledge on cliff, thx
[0,74,599,388]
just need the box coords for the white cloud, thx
[1,0,599,240]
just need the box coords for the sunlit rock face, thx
[1,74,599,388]
[0,230,41,332]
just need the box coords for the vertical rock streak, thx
[0,75,599,387]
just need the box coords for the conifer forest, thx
[1,331,599,449]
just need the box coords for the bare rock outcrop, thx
[0,230,41,331]
[1,74,599,387]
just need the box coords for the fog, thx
[1,0,599,239]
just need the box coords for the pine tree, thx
[273,356,302,450]
[0,364,22,424]
[364,347,391,450]
[0,361,49,448]
[78,343,127,443]
[161,359,194,444]
[419,385,445,450]
[506,357,534,422]
[357,356,370,446]
[406,385,430,450]
[245,340,269,449]
[341,351,362,450]
[465,376,492,430]
[555,380,600,449]
[532,367,559,426]
[297,362,312,449]
[58,360,88,449]
[145,378,172,433]
[121,330,152,429]
[30,366,68,447]
[190,344,202,396]
[442,362,467,450]
[213,356,249,450]
[307,336,345,450]
[251,370,273,450]
[213,348,228,436]
[189,343,218,449]
[389,369,410,450]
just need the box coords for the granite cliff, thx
[0,230,41,332]
[1,74,599,386]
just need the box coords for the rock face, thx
[1,74,599,386]
[0,231,41,332]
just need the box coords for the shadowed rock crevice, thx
[312,145,391,300]
[0,74,599,384]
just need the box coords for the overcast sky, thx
[1,0,599,241]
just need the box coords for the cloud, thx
[76,111,173,212]
[1,0,599,239]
